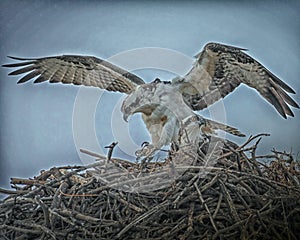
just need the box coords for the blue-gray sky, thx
[1,0,300,193]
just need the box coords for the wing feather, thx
[17,70,41,83]
[205,119,245,137]
[180,42,299,118]
[3,55,145,94]
[9,65,37,75]
[271,81,299,108]
[62,67,75,84]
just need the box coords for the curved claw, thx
[135,144,157,160]
[141,141,150,147]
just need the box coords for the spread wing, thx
[179,42,299,118]
[2,55,145,94]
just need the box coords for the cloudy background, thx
[1,0,299,195]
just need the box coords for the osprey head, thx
[121,80,162,122]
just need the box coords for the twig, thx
[35,195,50,228]
[194,182,218,233]
[115,200,169,239]
[105,142,118,161]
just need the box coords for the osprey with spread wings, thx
[3,42,299,158]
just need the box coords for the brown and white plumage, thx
[176,43,299,118]
[3,42,299,158]
[4,55,144,93]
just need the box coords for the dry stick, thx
[80,148,103,159]
[179,216,194,240]
[175,165,300,192]
[59,188,99,197]
[213,207,275,239]
[173,174,199,208]
[59,209,101,223]
[0,188,24,195]
[255,211,269,235]
[235,191,251,211]
[101,142,119,173]
[89,167,178,194]
[234,177,257,195]
[21,162,107,199]
[213,193,223,218]
[238,133,270,150]
[49,209,101,238]
[107,191,144,213]
[250,137,264,176]
[216,133,270,161]
[105,142,118,161]
[194,182,218,233]
[35,195,51,229]
[22,165,93,198]
[13,220,56,239]
[49,209,76,226]
[10,178,46,186]
[187,202,195,232]
[70,178,95,193]
[115,200,169,239]
[161,217,187,239]
[225,144,242,171]
[51,181,69,209]
[270,225,287,240]
[218,179,240,222]
[200,173,219,192]
[272,148,294,159]
[281,199,292,240]
[81,148,136,167]
[0,224,41,235]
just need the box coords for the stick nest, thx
[1,134,300,239]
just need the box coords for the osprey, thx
[3,42,299,158]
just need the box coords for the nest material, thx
[0,134,300,240]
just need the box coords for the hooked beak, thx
[122,111,131,122]
[121,102,134,122]
[122,104,153,122]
